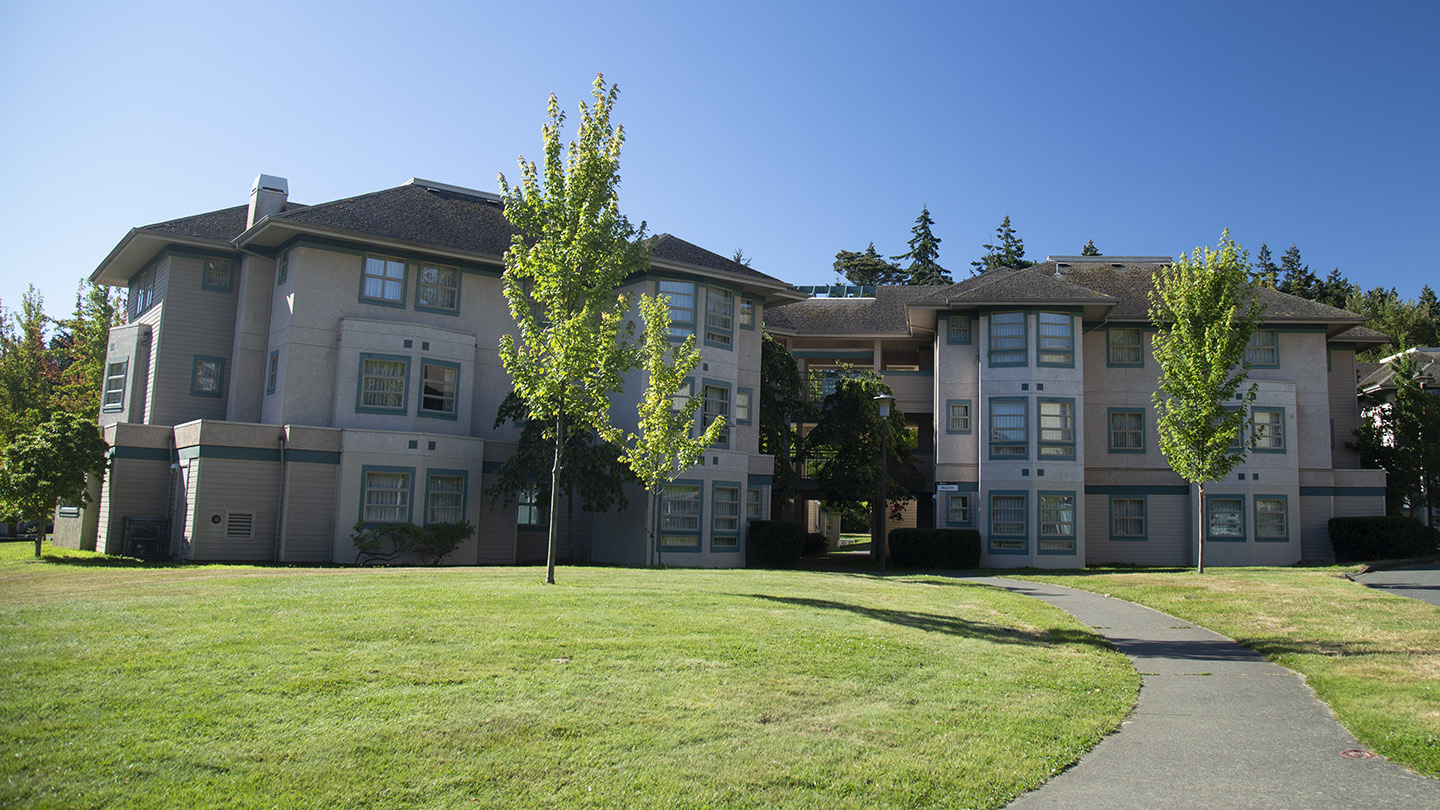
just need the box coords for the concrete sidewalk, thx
[964,577,1440,810]
[1354,563,1440,607]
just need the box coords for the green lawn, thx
[0,544,1136,809]
[1017,566,1440,777]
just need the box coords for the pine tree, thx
[1317,268,1355,310]
[0,288,56,444]
[1279,243,1319,300]
[1081,239,1101,256]
[730,248,751,268]
[971,215,1033,274]
[892,206,951,285]
[833,243,904,286]
[52,282,124,417]
[1254,243,1279,288]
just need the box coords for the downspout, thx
[166,433,179,558]
[274,429,288,562]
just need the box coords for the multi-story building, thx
[60,175,797,567]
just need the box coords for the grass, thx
[1016,566,1440,777]
[0,544,1136,809]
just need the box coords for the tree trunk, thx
[34,527,43,559]
[546,410,564,585]
[1196,482,1206,575]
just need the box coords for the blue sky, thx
[1,0,1435,323]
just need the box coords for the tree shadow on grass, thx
[741,593,1115,651]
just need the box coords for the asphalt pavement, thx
[962,577,1440,810]
[1353,562,1440,607]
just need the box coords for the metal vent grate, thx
[225,512,254,538]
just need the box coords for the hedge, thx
[1329,515,1439,562]
[888,528,982,570]
[746,520,806,569]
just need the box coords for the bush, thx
[802,532,829,557]
[746,520,806,569]
[888,528,982,570]
[1329,516,1439,563]
[352,520,474,566]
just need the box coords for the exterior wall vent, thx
[225,511,255,539]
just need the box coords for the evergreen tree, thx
[1347,286,1440,360]
[52,282,124,417]
[0,288,56,444]
[892,206,951,285]
[1081,239,1101,256]
[1418,285,1439,346]
[1279,243,1320,300]
[1253,243,1279,288]
[833,243,904,286]
[1316,268,1356,310]
[730,248,752,268]
[971,215,1033,274]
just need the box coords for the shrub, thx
[888,528,982,570]
[352,520,474,566]
[802,532,829,557]
[746,520,806,569]
[1329,516,1439,562]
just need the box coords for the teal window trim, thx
[988,397,1028,460]
[190,355,226,398]
[517,483,543,526]
[277,249,289,285]
[1252,406,1285,453]
[658,278,698,342]
[1254,494,1289,542]
[417,359,461,421]
[423,468,468,526]
[415,261,462,316]
[1245,328,1280,368]
[1109,495,1148,541]
[987,310,1027,367]
[988,490,1028,555]
[659,479,703,552]
[710,480,743,552]
[702,378,731,449]
[359,465,415,525]
[670,376,696,414]
[1206,495,1245,542]
[1107,408,1145,454]
[704,284,736,350]
[129,263,157,318]
[945,399,973,434]
[102,358,128,411]
[355,352,410,415]
[735,387,753,425]
[1225,404,1245,452]
[945,313,973,345]
[1036,311,1075,367]
[200,257,233,293]
[738,298,757,330]
[265,350,279,396]
[359,254,409,308]
[1037,491,1077,555]
[944,492,973,527]
[1106,327,1144,367]
[1037,397,1076,460]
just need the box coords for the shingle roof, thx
[927,265,1118,305]
[269,184,516,259]
[139,205,255,244]
[1359,349,1440,392]
[645,233,790,287]
[764,286,939,334]
[1332,325,1391,344]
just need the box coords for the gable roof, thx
[1359,348,1440,393]
[643,234,799,297]
[764,285,941,335]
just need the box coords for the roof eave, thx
[90,228,238,287]
[237,218,507,266]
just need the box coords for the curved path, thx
[964,577,1440,810]
[1354,562,1440,607]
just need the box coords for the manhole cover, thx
[1340,749,1377,759]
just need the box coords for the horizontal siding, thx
[1299,495,1334,562]
[1083,493,1192,566]
[100,459,171,555]
[516,528,547,565]
[474,473,515,564]
[190,458,278,561]
[282,463,337,562]
[150,256,239,427]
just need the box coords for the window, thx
[265,351,278,395]
[1037,312,1073,366]
[103,360,127,410]
[362,255,406,304]
[660,483,700,549]
[202,258,232,292]
[989,311,1026,366]
[191,355,225,398]
[419,361,459,418]
[1253,408,1284,452]
[1111,498,1146,540]
[990,493,1027,552]
[712,484,740,548]
[704,384,729,448]
[947,314,972,344]
[1108,409,1144,452]
[418,263,460,312]
[1226,405,1244,452]
[738,299,755,329]
[946,400,972,434]
[706,287,734,348]
[1207,497,1244,541]
[735,389,752,424]
[746,488,762,520]
[426,473,465,524]
[671,379,693,412]
[1038,399,1075,459]
[517,485,542,526]
[989,398,1027,458]
[1038,493,1076,553]
[358,354,408,413]
[947,493,971,525]
[659,280,696,338]
[1108,328,1143,366]
[1255,497,1287,541]
[1246,329,1278,367]
[362,469,411,523]
[277,250,289,285]
[130,265,155,318]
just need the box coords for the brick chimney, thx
[247,174,289,228]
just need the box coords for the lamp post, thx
[874,393,895,574]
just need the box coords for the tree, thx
[1253,243,1279,288]
[971,215,1033,274]
[1279,243,1319,300]
[1148,231,1265,573]
[758,332,813,513]
[0,287,57,444]
[1316,268,1356,310]
[730,248,752,268]
[497,74,647,584]
[1347,286,1440,360]
[1081,239,1101,256]
[614,294,725,565]
[892,206,951,285]
[52,282,125,417]
[0,411,107,557]
[1351,351,1440,523]
[833,243,904,286]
